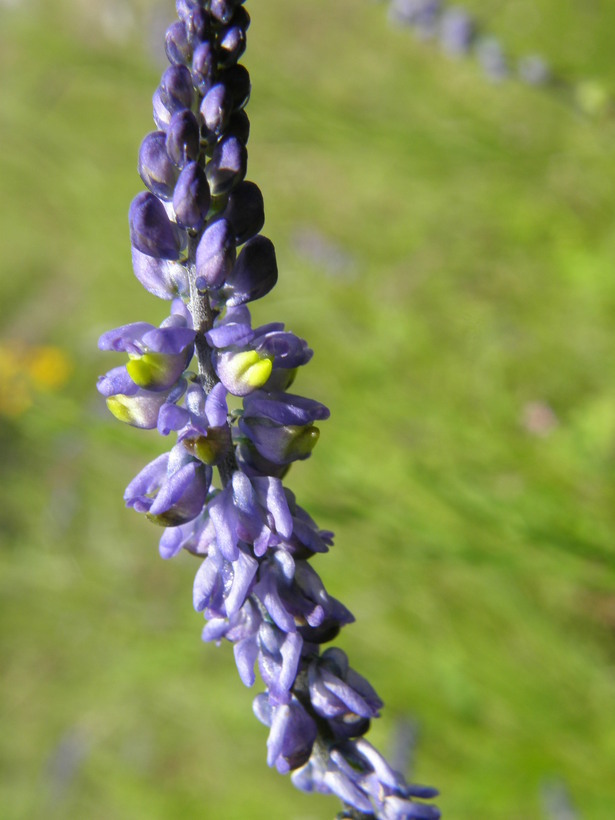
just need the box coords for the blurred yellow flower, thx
[26,345,73,390]
[0,343,72,418]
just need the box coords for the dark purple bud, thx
[206,135,247,196]
[176,0,200,22]
[166,109,200,167]
[160,64,194,113]
[227,108,250,144]
[223,235,278,307]
[200,82,233,139]
[138,132,178,200]
[184,6,211,46]
[220,63,251,111]
[210,0,241,25]
[173,161,211,231]
[228,4,250,32]
[129,191,181,260]
[222,181,264,244]
[218,23,246,68]
[192,40,216,95]
[165,21,193,66]
[195,218,236,289]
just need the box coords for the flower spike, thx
[97,3,439,817]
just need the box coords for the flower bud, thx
[166,109,201,167]
[195,218,236,289]
[184,6,211,45]
[129,191,181,259]
[218,23,246,68]
[206,135,247,196]
[210,0,241,25]
[165,20,192,66]
[222,180,264,244]
[200,82,233,139]
[138,132,178,200]
[175,0,205,24]
[160,64,194,114]
[173,161,211,231]
[220,63,251,111]
[223,235,277,306]
[226,108,250,145]
[192,40,216,95]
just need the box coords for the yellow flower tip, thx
[234,350,273,389]
[106,395,136,425]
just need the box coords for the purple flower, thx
[138,131,178,200]
[253,693,318,774]
[308,647,383,739]
[98,312,195,392]
[222,180,264,244]
[195,218,236,290]
[193,539,258,618]
[293,738,440,818]
[206,134,248,196]
[129,191,184,260]
[124,445,210,526]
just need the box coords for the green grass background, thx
[1,0,615,817]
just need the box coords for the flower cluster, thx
[98,2,439,817]
[388,0,550,86]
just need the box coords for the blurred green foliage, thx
[1,0,615,817]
